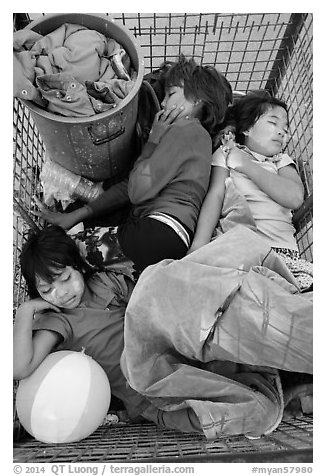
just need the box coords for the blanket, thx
[121,226,312,439]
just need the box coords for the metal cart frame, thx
[13,13,313,464]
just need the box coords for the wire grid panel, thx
[273,15,313,261]
[113,13,295,85]
[13,416,312,463]
[277,16,313,195]
[13,98,44,309]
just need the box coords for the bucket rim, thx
[21,13,145,124]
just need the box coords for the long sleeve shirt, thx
[88,118,212,234]
[128,118,212,232]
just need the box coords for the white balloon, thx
[16,350,111,443]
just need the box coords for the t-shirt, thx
[32,270,149,419]
[211,148,298,250]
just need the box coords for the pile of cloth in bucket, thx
[13,23,136,117]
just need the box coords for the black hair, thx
[20,225,92,299]
[223,90,289,145]
[164,55,233,139]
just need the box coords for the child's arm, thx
[188,163,229,253]
[33,198,93,230]
[84,110,183,214]
[13,299,61,379]
[34,109,184,229]
[34,178,130,230]
[227,148,304,210]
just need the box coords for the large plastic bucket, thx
[21,13,144,182]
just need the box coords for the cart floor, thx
[13,415,312,463]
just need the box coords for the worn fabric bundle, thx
[13,23,136,116]
[121,226,312,440]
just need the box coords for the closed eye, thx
[168,86,178,95]
[39,287,51,294]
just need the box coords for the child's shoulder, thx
[173,117,201,129]
[89,265,134,283]
[87,270,118,289]
[85,268,134,306]
[87,267,134,293]
[171,117,210,139]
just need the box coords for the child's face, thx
[36,266,85,309]
[161,85,197,118]
[244,105,289,157]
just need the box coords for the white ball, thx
[16,350,111,443]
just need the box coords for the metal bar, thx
[293,193,313,230]
[13,197,40,232]
[265,13,308,94]
[116,448,313,463]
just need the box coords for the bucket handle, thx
[88,114,125,145]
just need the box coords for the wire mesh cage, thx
[13,13,313,463]
[14,417,313,463]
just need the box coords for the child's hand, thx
[214,126,236,150]
[220,128,236,152]
[32,197,78,230]
[15,298,60,326]
[148,106,185,144]
[19,298,60,317]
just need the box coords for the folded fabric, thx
[86,79,135,106]
[110,48,131,81]
[36,73,95,117]
[13,23,135,116]
[14,24,118,82]
[13,52,47,106]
